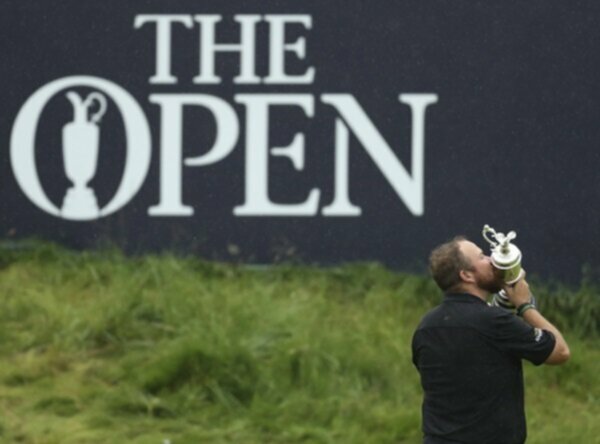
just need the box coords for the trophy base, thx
[491,290,515,310]
[491,290,536,312]
[61,187,99,220]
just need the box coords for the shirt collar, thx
[443,292,488,305]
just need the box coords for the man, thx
[411,236,570,444]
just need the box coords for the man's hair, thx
[429,236,473,291]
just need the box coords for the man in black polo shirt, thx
[412,236,570,444]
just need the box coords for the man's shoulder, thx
[415,298,512,331]
[414,305,446,329]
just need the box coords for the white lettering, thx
[233,94,319,216]
[10,76,151,220]
[321,93,438,216]
[264,15,315,84]
[193,15,261,84]
[134,15,194,84]
[321,119,361,216]
[148,94,239,216]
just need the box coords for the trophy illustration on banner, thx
[61,91,107,219]
[482,224,526,310]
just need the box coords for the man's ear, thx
[459,269,475,284]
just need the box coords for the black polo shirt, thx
[411,293,556,444]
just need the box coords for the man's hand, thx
[502,276,532,308]
[498,272,570,364]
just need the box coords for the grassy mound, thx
[0,242,597,443]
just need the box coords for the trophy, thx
[61,91,107,220]
[482,224,525,310]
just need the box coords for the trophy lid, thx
[490,243,522,269]
[482,224,522,268]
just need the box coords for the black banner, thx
[1,1,599,283]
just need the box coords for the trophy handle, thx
[84,92,107,124]
[505,231,517,243]
[482,224,498,247]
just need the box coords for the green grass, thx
[0,242,598,443]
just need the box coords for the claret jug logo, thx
[11,76,152,221]
[10,14,437,221]
[62,91,107,219]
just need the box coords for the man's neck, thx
[453,284,489,301]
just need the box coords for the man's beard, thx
[476,273,504,294]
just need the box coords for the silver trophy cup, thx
[482,224,525,310]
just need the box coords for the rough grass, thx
[0,242,597,443]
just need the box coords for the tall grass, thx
[0,242,597,443]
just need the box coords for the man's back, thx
[412,293,554,444]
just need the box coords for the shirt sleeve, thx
[481,308,556,365]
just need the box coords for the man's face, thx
[458,240,504,293]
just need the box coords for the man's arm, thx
[503,278,571,365]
